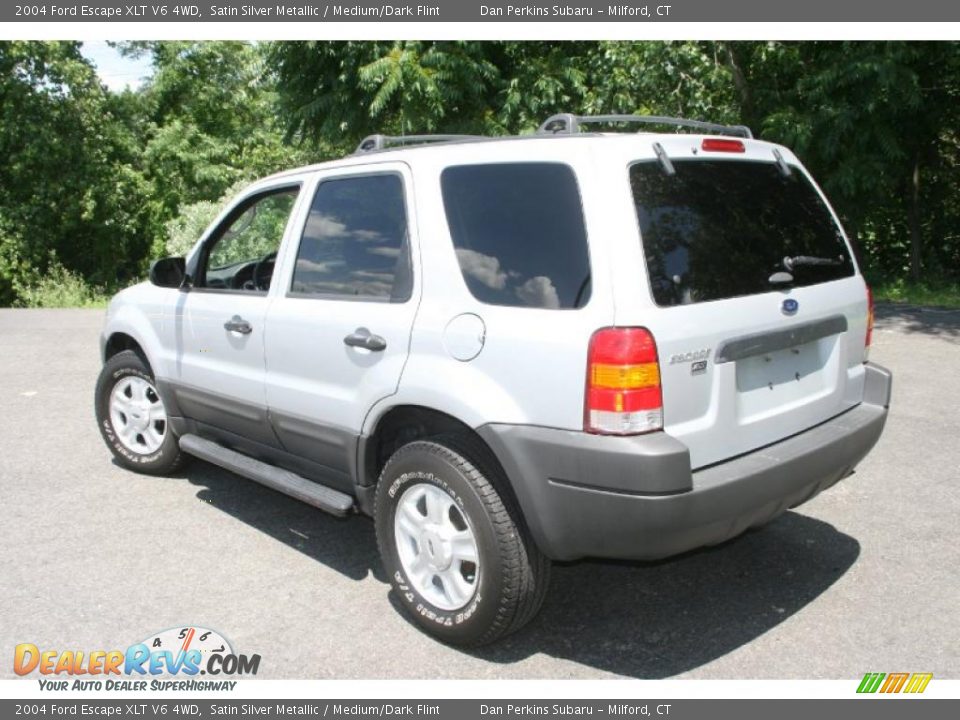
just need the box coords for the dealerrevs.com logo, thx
[14,626,260,691]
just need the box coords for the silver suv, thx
[95,114,891,646]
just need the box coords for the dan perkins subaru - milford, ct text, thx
[207,704,669,716]
[480,5,673,16]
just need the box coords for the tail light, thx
[865,284,875,354]
[585,327,663,435]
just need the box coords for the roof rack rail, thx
[537,113,753,139]
[353,133,483,154]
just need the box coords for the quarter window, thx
[441,163,591,310]
[291,174,411,301]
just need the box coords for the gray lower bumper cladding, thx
[480,363,892,561]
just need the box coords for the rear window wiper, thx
[782,255,844,271]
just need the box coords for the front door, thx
[168,183,303,447]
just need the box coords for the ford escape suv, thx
[95,114,892,646]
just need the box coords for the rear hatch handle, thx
[715,315,848,364]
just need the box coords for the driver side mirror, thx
[149,256,186,289]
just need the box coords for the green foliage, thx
[584,41,738,122]
[207,191,296,269]
[870,277,960,308]
[13,260,109,309]
[126,41,313,217]
[163,179,249,257]
[272,40,960,289]
[0,212,25,305]
[740,41,960,281]
[143,119,244,217]
[2,40,959,307]
[1,40,312,307]
[0,41,155,300]
[164,198,223,258]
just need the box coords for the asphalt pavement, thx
[0,305,957,679]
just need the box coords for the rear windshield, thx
[630,159,854,307]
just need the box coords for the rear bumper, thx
[479,362,892,561]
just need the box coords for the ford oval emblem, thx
[782,298,799,316]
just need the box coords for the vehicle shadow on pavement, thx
[467,511,860,678]
[177,461,387,583]
[875,302,960,342]
[174,459,858,678]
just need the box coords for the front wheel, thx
[374,436,550,646]
[94,350,185,475]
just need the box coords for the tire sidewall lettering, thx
[97,361,168,468]
[386,469,483,628]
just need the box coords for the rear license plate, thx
[736,342,824,393]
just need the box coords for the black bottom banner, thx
[2,699,956,720]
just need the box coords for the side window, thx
[201,188,299,292]
[291,174,411,301]
[441,163,591,309]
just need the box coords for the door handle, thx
[343,327,387,352]
[224,315,253,334]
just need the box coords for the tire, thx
[94,350,185,475]
[374,435,550,646]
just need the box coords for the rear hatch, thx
[625,146,869,469]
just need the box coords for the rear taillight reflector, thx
[590,362,660,389]
[701,138,745,153]
[585,327,663,435]
[865,284,875,351]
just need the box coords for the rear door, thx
[618,146,869,469]
[263,165,419,489]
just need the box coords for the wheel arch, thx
[103,332,149,368]
[356,405,526,528]
[359,404,479,486]
[100,295,168,378]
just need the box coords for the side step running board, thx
[179,434,354,517]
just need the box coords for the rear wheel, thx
[95,350,184,475]
[374,436,550,646]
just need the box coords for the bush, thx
[868,275,960,308]
[14,262,109,309]
[0,212,32,305]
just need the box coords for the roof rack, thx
[537,113,753,139]
[351,114,752,156]
[353,133,483,154]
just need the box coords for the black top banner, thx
[6,0,960,22]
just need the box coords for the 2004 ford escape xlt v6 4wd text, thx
[95,114,892,646]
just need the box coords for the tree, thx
[0,41,154,302]
[3,41,958,306]
[271,41,608,146]
[736,41,959,280]
[122,41,312,228]
[268,40,960,285]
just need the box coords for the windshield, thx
[630,159,855,307]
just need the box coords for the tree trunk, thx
[908,148,923,282]
[720,42,755,131]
